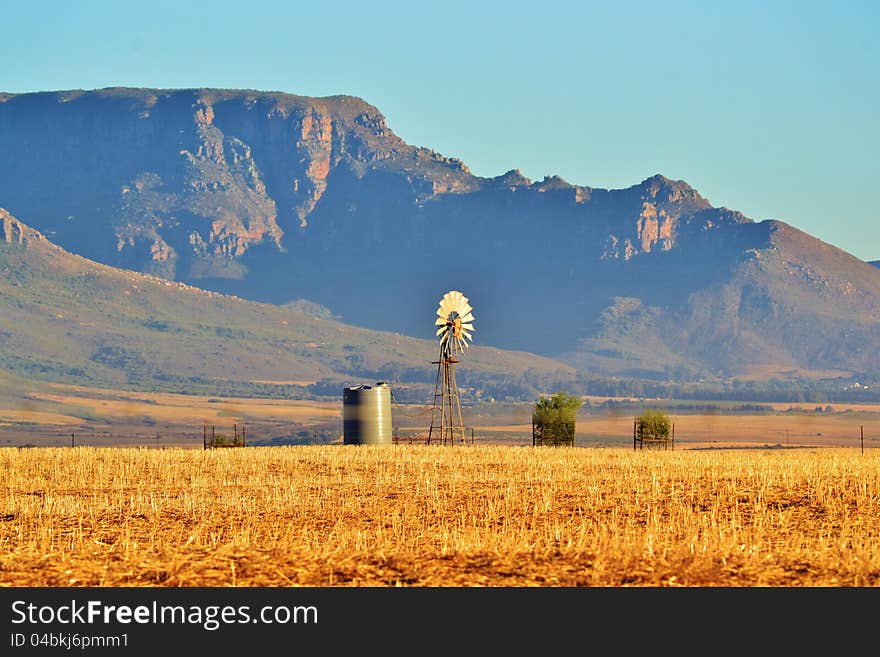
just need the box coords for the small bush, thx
[533,391,583,446]
[636,408,671,440]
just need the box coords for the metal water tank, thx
[343,381,393,445]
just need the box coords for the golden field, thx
[1,444,879,587]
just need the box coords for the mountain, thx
[0,208,577,400]
[1,87,878,381]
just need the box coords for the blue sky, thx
[3,0,877,260]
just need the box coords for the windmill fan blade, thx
[434,291,475,356]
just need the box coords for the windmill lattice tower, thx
[428,290,475,445]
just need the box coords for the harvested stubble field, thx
[1,445,878,587]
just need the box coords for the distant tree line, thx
[12,360,874,405]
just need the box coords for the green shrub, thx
[636,408,671,440]
[533,391,583,446]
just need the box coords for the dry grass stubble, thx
[1,445,878,586]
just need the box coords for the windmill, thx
[428,290,475,445]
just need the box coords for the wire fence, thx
[1,422,877,450]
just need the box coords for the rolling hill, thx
[0,208,577,401]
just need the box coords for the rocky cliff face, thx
[1,87,878,380]
[0,88,734,281]
[0,88,474,280]
[2,208,47,247]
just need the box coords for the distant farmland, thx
[1,445,878,586]
[2,380,878,449]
